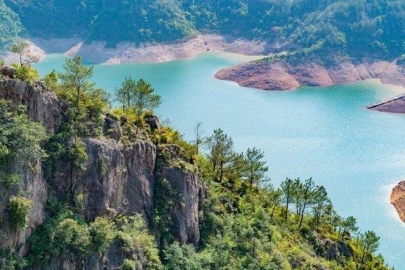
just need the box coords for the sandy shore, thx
[4,34,268,65]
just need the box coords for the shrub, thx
[0,173,20,188]
[70,138,88,170]
[0,248,28,270]
[8,196,32,230]
[163,242,208,270]
[54,218,91,256]
[121,259,136,270]
[11,64,40,83]
[89,216,116,252]
[116,215,162,269]
[42,70,59,90]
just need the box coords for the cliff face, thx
[0,77,59,253]
[0,159,47,252]
[0,77,62,134]
[49,138,158,223]
[215,59,405,91]
[0,76,205,269]
[155,144,204,246]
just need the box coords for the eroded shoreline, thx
[4,34,268,65]
[215,59,405,113]
[215,59,405,90]
[5,35,405,113]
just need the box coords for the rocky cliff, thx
[390,181,405,222]
[0,75,205,269]
[0,76,62,134]
[0,76,60,254]
[0,159,47,254]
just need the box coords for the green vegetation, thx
[11,63,39,82]
[0,249,27,270]
[0,63,391,269]
[8,196,32,230]
[115,77,162,119]
[27,208,162,268]
[10,40,38,66]
[0,173,20,189]
[193,127,389,269]
[58,55,109,136]
[2,0,405,61]
[0,100,47,189]
[8,40,40,82]
[0,0,21,54]
[88,216,116,253]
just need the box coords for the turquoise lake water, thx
[35,52,405,268]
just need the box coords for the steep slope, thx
[0,74,204,269]
[0,65,392,269]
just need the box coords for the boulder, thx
[390,181,405,222]
[0,66,16,78]
[145,115,161,132]
[103,114,123,141]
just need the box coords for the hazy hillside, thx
[0,0,21,51]
[1,0,405,60]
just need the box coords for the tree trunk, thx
[76,86,81,115]
[219,160,224,182]
[298,202,307,229]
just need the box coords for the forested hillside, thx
[0,57,391,269]
[1,0,405,60]
[0,1,21,50]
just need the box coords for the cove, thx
[35,52,405,268]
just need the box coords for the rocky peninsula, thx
[215,58,405,113]
[215,59,405,91]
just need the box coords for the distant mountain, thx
[0,0,22,52]
[1,0,405,60]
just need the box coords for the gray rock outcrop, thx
[390,181,405,222]
[0,76,205,269]
[0,78,62,134]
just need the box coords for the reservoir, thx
[35,52,405,268]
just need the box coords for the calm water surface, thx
[35,53,405,268]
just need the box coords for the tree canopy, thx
[2,0,405,59]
